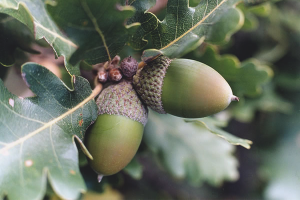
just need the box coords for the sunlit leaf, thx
[144,111,239,186]
[263,133,300,200]
[185,117,253,149]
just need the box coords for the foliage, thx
[0,0,299,199]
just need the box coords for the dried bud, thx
[111,55,121,65]
[108,68,122,82]
[120,56,138,78]
[97,70,108,83]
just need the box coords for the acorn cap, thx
[96,80,148,126]
[133,56,171,114]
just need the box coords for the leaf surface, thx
[0,63,98,200]
[47,0,140,65]
[185,117,252,149]
[0,1,80,75]
[144,111,239,186]
[0,13,38,66]
[136,0,244,59]
[123,158,143,180]
[263,133,300,200]
[232,84,292,122]
[126,0,157,49]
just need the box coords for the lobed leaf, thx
[126,0,157,50]
[0,63,98,200]
[134,0,244,59]
[144,110,239,186]
[232,84,293,122]
[185,117,253,149]
[238,2,271,31]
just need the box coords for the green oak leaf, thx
[140,0,244,59]
[0,14,38,66]
[235,59,273,96]
[263,133,300,200]
[0,63,98,200]
[0,1,80,75]
[127,0,157,49]
[276,73,300,91]
[254,5,288,63]
[238,3,259,31]
[280,7,300,34]
[232,84,292,122]
[238,2,271,31]
[185,117,253,149]
[247,2,271,16]
[123,157,143,180]
[47,0,140,65]
[0,64,9,80]
[144,110,239,186]
[185,45,273,97]
[244,0,270,6]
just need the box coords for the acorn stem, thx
[138,61,146,69]
[92,83,103,97]
[231,95,239,102]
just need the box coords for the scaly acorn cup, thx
[133,56,238,118]
[85,80,147,178]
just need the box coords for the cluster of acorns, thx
[85,55,239,181]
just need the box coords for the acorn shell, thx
[85,114,143,176]
[85,80,147,176]
[133,56,235,118]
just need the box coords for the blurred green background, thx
[2,0,300,199]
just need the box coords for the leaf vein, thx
[160,0,227,51]
[34,22,77,48]
[50,126,62,169]
[80,0,111,61]
[19,142,24,186]
[0,84,102,155]
[0,120,20,139]
[0,100,46,125]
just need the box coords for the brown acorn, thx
[133,56,238,118]
[85,80,147,177]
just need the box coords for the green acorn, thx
[133,56,238,118]
[85,80,147,178]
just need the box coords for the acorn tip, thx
[231,95,239,102]
[97,174,104,183]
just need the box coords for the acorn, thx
[85,80,147,178]
[133,56,238,118]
